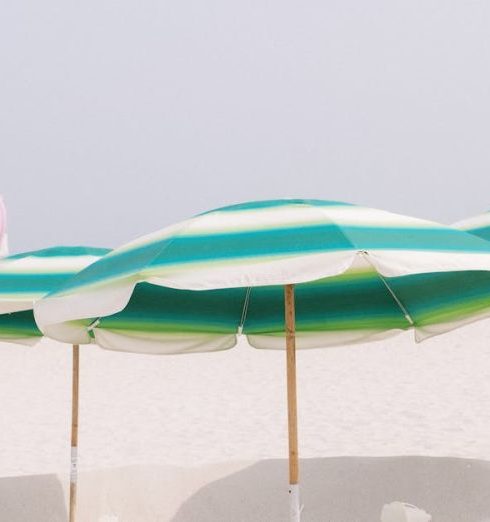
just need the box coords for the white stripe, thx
[0,299,38,314]
[35,281,138,340]
[0,255,102,274]
[179,204,445,237]
[112,219,194,254]
[367,250,490,276]
[0,336,40,347]
[180,204,339,236]
[140,248,490,288]
[94,329,237,355]
[248,329,404,350]
[453,213,490,231]
[314,205,447,229]
[143,251,358,290]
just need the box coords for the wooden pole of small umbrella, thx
[69,344,79,522]
[285,284,301,521]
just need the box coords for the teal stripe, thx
[5,246,109,261]
[202,199,352,214]
[468,226,490,242]
[148,226,490,262]
[97,283,245,334]
[0,273,77,294]
[244,276,410,334]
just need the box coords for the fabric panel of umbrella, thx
[35,199,490,521]
[0,246,110,522]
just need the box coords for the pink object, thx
[0,195,8,256]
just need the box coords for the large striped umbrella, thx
[0,246,109,522]
[35,199,490,521]
[454,211,490,241]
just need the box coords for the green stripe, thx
[0,310,42,338]
[78,269,490,339]
[89,271,410,336]
[97,283,245,334]
[390,271,490,325]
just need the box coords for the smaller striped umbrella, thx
[0,246,109,522]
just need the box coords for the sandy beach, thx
[2,320,490,521]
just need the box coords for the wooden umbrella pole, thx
[285,284,301,521]
[69,344,80,522]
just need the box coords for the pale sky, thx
[1,1,490,253]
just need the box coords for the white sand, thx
[1,321,490,520]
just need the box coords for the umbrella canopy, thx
[0,246,110,345]
[35,199,490,351]
[454,211,490,241]
[0,195,8,256]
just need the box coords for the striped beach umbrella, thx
[0,246,110,522]
[34,199,490,521]
[454,211,490,241]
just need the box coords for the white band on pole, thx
[70,446,78,484]
[289,484,301,522]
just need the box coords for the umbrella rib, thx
[360,252,415,327]
[376,272,415,326]
[238,287,252,335]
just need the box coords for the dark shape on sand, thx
[173,456,490,522]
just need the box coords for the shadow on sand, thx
[0,473,67,522]
[173,456,490,522]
